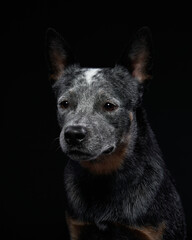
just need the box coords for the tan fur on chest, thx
[129,222,166,240]
[66,215,165,240]
[66,215,90,240]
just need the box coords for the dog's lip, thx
[66,150,96,161]
[102,146,114,154]
[67,146,115,161]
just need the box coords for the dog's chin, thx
[66,150,95,161]
[66,146,115,162]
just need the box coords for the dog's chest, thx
[64,167,127,223]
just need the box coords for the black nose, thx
[64,126,87,145]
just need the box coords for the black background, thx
[2,2,192,239]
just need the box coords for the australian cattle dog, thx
[46,27,186,240]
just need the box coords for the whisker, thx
[56,144,61,152]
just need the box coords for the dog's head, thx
[46,27,153,162]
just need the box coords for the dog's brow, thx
[84,68,101,85]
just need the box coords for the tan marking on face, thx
[80,142,128,175]
[49,73,58,82]
[129,222,166,240]
[132,51,151,83]
[129,111,133,122]
[49,49,66,82]
[66,214,90,240]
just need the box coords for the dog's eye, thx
[59,100,69,109]
[103,102,118,112]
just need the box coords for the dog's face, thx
[53,66,139,161]
[46,28,153,161]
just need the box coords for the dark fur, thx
[46,27,186,239]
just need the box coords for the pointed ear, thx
[46,28,76,83]
[117,27,153,83]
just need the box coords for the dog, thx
[46,27,186,240]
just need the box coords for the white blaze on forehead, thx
[84,68,101,84]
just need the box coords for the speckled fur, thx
[46,27,186,239]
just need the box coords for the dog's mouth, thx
[67,150,94,161]
[67,146,115,161]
